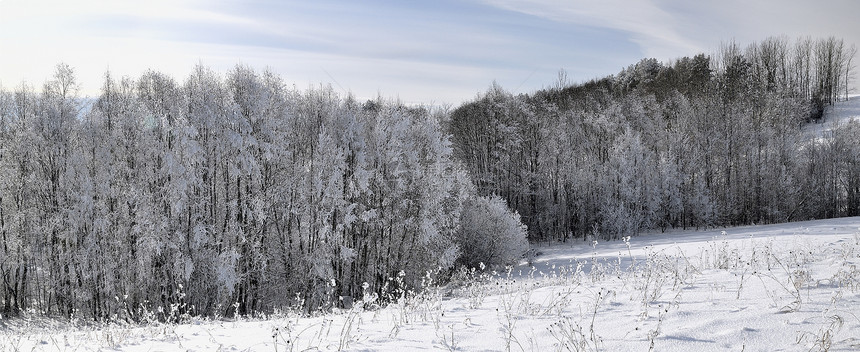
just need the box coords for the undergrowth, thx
[3,229,860,351]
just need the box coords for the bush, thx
[455,195,529,269]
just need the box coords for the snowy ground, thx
[3,217,860,351]
[804,95,860,141]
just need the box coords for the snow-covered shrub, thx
[455,195,528,269]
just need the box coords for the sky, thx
[1,0,858,105]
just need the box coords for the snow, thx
[4,217,860,351]
[804,95,860,141]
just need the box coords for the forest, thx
[0,36,857,321]
[450,36,859,241]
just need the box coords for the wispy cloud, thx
[2,0,857,103]
[3,0,618,103]
[480,0,704,60]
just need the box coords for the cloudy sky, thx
[1,0,858,104]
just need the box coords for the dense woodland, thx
[0,65,487,320]
[451,36,859,242]
[0,36,858,321]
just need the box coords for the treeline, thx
[449,36,859,242]
[0,36,857,321]
[0,64,529,320]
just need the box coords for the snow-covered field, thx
[3,217,860,351]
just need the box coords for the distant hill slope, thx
[805,95,860,140]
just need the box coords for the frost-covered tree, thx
[455,195,528,269]
[448,36,853,242]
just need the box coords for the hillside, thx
[805,95,860,141]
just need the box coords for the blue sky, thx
[1,0,858,104]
